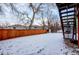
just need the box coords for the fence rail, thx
[0,29,48,41]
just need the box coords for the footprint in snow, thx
[37,48,44,54]
[64,51,68,55]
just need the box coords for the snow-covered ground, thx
[0,33,78,55]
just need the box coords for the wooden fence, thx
[0,29,48,41]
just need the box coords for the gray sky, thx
[0,3,60,25]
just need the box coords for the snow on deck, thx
[0,33,78,55]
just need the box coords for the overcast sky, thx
[0,3,60,25]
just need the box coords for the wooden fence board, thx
[0,29,48,41]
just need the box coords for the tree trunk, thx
[48,20,51,32]
[29,12,35,29]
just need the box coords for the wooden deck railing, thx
[0,29,48,41]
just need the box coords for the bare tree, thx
[40,12,46,30]
[45,4,60,32]
[4,3,43,29]
[2,3,59,30]
[0,5,3,15]
[28,3,42,29]
[46,6,53,32]
[4,3,30,28]
[0,4,6,16]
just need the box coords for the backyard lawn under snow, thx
[0,33,78,55]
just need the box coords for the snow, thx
[0,33,78,55]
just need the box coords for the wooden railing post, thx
[78,12,79,48]
[77,4,79,48]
